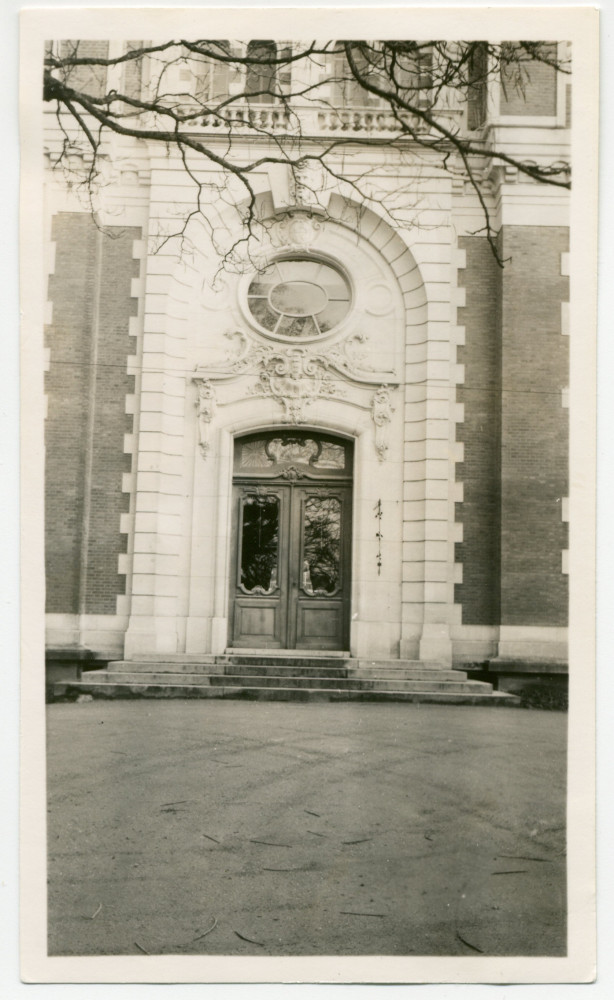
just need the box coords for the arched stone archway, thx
[124,188,459,663]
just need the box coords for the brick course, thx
[455,237,501,624]
[45,213,141,615]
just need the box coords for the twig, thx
[250,839,291,847]
[456,930,483,954]
[234,930,264,947]
[191,917,218,941]
[134,941,150,955]
[262,867,302,872]
[340,911,385,918]
[342,838,372,845]
[160,800,189,807]
[491,869,529,875]
[307,830,327,837]
[202,834,221,843]
[497,854,552,863]
[90,903,102,920]
[304,810,320,817]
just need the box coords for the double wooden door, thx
[229,480,352,650]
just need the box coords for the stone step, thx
[221,665,462,681]
[119,653,218,665]
[346,668,462,681]
[106,657,455,678]
[213,675,487,693]
[107,661,220,675]
[225,648,350,658]
[218,655,434,670]
[53,680,519,706]
[80,670,485,693]
[219,655,353,669]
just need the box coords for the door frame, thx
[227,425,355,652]
[185,406,402,659]
[228,475,353,650]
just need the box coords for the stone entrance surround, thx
[120,184,464,665]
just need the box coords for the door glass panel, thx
[267,437,320,465]
[240,439,274,468]
[235,432,350,474]
[314,441,345,469]
[240,494,279,594]
[301,496,341,596]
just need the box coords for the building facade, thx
[43,42,570,686]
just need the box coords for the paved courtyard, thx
[46,700,567,957]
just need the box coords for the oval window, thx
[247,258,351,337]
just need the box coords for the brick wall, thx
[45,213,141,616]
[499,45,558,116]
[498,226,569,626]
[55,40,110,98]
[454,237,501,624]
[45,214,96,612]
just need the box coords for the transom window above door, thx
[234,431,353,480]
[247,258,351,338]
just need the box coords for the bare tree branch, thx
[43,38,572,266]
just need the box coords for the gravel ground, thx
[46,699,567,957]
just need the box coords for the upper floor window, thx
[467,42,489,129]
[330,47,383,108]
[122,40,144,100]
[330,43,433,109]
[192,41,232,103]
[245,40,291,104]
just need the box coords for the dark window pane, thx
[246,40,277,104]
[248,297,280,330]
[314,442,346,469]
[240,495,279,593]
[302,496,341,595]
[275,314,318,337]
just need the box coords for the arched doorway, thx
[229,431,353,650]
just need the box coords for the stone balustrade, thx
[187,103,463,138]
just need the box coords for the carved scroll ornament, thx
[194,378,217,458]
[371,384,395,462]
[250,347,344,424]
[191,331,399,459]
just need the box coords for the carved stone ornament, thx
[250,346,344,424]
[327,332,396,378]
[191,330,399,436]
[371,384,395,462]
[194,378,216,458]
[280,465,306,480]
[291,159,324,209]
[269,212,321,250]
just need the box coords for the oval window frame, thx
[242,253,354,343]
